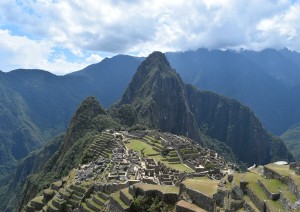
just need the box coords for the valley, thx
[2,1,300,211]
[24,129,300,212]
[0,51,297,211]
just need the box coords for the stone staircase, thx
[81,190,109,211]
[232,167,300,212]
[89,132,118,160]
[109,187,133,211]
[176,200,206,212]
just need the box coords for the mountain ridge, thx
[0,48,300,191]
[0,48,294,209]
[116,51,293,165]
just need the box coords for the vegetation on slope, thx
[117,51,293,165]
[0,96,120,211]
[281,125,300,161]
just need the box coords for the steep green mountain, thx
[118,52,200,142]
[2,48,300,179]
[70,55,143,107]
[0,75,43,184]
[185,85,292,164]
[166,49,300,135]
[0,134,63,212]
[0,56,140,183]
[0,97,120,211]
[281,125,300,161]
[0,52,294,211]
[117,51,293,165]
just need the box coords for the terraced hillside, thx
[224,163,300,211]
[24,130,300,212]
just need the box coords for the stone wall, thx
[263,167,288,184]
[257,180,280,200]
[180,184,215,211]
[108,195,129,212]
[229,199,244,211]
[94,183,128,194]
[120,191,132,206]
[263,166,300,200]
[133,186,178,204]
[213,190,226,207]
[245,188,265,211]
[243,201,258,212]
[287,177,300,199]
[289,162,300,170]
[279,191,293,211]
[175,200,203,212]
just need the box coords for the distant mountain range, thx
[0,48,300,183]
[0,52,293,211]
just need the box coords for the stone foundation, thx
[245,188,265,211]
[257,180,280,200]
[180,184,215,212]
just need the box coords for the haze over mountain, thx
[1,48,300,184]
[0,52,293,211]
[116,51,292,165]
[0,56,141,182]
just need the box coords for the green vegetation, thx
[200,131,237,163]
[265,164,291,177]
[135,183,179,194]
[182,177,218,197]
[125,139,193,173]
[131,195,175,212]
[126,139,158,155]
[0,97,121,211]
[281,125,300,161]
[1,51,297,211]
[110,191,129,209]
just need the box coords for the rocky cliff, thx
[119,51,200,142]
[117,51,293,165]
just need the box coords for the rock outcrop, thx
[119,51,201,143]
[117,51,293,165]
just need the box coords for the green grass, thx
[110,191,129,208]
[234,172,297,205]
[135,183,179,193]
[265,164,291,177]
[266,200,285,211]
[120,188,133,200]
[86,198,103,210]
[260,178,282,193]
[234,172,268,201]
[182,177,218,197]
[289,174,300,198]
[165,163,193,172]
[31,195,44,204]
[243,195,259,212]
[144,135,164,148]
[125,139,158,155]
[125,139,193,173]
[260,178,297,202]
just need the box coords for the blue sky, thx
[0,0,300,75]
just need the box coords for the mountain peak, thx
[137,51,173,77]
[119,51,181,105]
[146,51,170,66]
[119,51,201,142]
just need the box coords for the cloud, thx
[0,30,90,75]
[0,0,300,73]
[256,2,300,50]
[86,54,104,64]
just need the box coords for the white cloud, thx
[0,30,89,75]
[0,0,300,73]
[256,2,300,50]
[86,54,103,64]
